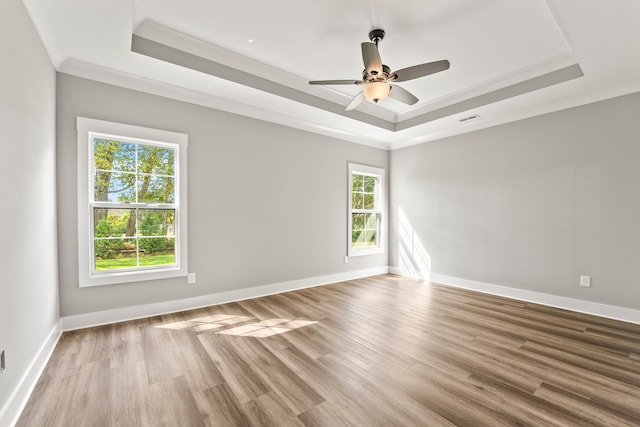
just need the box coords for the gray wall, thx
[0,0,59,419]
[56,74,388,317]
[390,92,640,310]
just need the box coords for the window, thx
[77,117,188,287]
[348,163,385,256]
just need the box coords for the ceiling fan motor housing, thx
[368,29,385,45]
[363,64,391,80]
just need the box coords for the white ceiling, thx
[23,0,640,150]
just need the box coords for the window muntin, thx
[348,163,384,256]
[77,117,188,287]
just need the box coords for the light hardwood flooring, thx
[17,274,640,426]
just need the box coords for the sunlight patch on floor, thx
[155,313,317,337]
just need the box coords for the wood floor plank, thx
[107,322,145,370]
[534,382,640,427]
[520,340,640,387]
[197,333,271,404]
[65,359,112,427]
[110,361,150,427]
[465,373,601,427]
[243,391,306,427]
[197,383,253,427]
[232,337,325,415]
[16,274,640,426]
[297,400,375,427]
[522,330,640,374]
[144,376,206,427]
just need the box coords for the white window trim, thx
[348,162,385,257]
[77,117,188,287]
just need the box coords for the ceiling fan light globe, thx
[363,81,390,103]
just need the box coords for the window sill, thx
[348,247,385,257]
[80,265,186,288]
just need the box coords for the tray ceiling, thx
[22,0,640,149]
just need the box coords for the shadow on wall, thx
[398,207,432,280]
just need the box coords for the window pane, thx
[364,176,376,193]
[352,230,364,246]
[137,176,175,203]
[352,174,363,192]
[139,238,175,266]
[352,193,363,209]
[138,209,175,237]
[365,213,378,229]
[94,171,112,202]
[95,238,137,270]
[363,194,375,210]
[352,213,365,230]
[94,208,135,238]
[94,172,136,202]
[138,145,175,176]
[94,139,135,173]
[364,230,377,246]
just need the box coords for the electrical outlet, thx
[187,273,196,284]
[1,350,5,373]
[580,275,591,287]
[344,256,349,263]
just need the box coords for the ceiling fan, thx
[309,29,450,111]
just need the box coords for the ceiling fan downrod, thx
[368,29,385,46]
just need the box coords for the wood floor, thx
[17,274,640,426]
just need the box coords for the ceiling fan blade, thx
[345,92,364,111]
[388,85,419,105]
[391,59,450,82]
[361,42,383,76]
[309,80,362,85]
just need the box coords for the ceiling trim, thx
[132,21,584,134]
[57,58,394,150]
[396,63,583,131]
[131,34,394,131]
[18,0,640,152]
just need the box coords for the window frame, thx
[77,117,188,287]
[348,162,385,257]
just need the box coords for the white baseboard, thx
[428,273,640,325]
[389,266,420,278]
[61,267,391,331]
[0,322,62,427]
